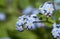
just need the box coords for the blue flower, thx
[16,20,24,31]
[16,25,24,32]
[31,8,39,15]
[24,14,37,30]
[39,1,54,17]
[39,8,45,14]
[16,15,28,31]
[30,14,45,28]
[16,15,30,31]
[0,13,6,21]
[30,14,37,21]
[54,0,60,10]
[25,20,36,30]
[22,6,33,15]
[51,28,60,38]
[35,23,45,28]
[18,15,28,24]
[53,22,57,28]
[52,23,60,38]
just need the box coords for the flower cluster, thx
[51,23,60,38]
[16,2,55,36]
[16,14,45,31]
[15,1,60,39]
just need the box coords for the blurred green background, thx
[0,0,60,39]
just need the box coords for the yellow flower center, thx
[28,22,30,26]
[54,32,57,35]
[48,8,50,10]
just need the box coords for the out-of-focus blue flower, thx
[54,0,60,10]
[0,13,6,21]
[56,24,60,28]
[31,8,39,15]
[53,22,57,28]
[36,22,45,28]
[22,6,33,15]
[58,17,60,21]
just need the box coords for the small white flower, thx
[16,20,23,26]
[16,15,28,31]
[16,26,24,32]
[39,1,54,16]
[25,20,36,30]
[16,16,24,31]
[52,23,60,38]
[18,15,28,24]
[24,15,37,30]
[39,8,45,14]
[44,2,54,13]
[16,20,24,31]
[51,28,60,38]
